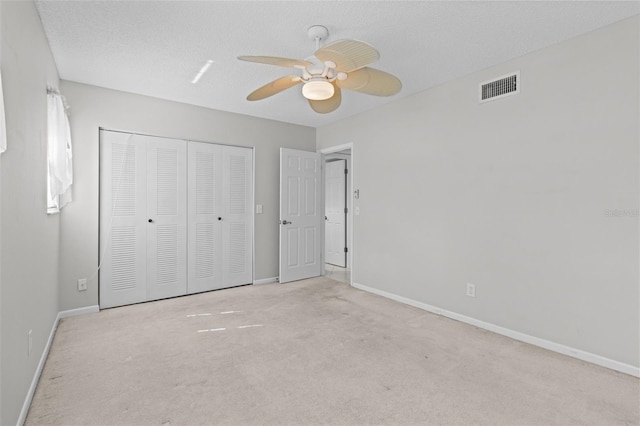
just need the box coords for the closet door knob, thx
[148,219,153,223]
[218,217,222,221]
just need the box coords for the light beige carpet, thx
[26,277,639,425]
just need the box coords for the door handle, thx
[148,219,154,223]
[281,220,292,225]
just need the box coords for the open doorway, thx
[320,144,353,285]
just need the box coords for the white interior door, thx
[146,136,187,301]
[279,148,323,283]
[187,142,223,293]
[100,131,148,308]
[325,159,347,267]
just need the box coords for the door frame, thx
[319,142,354,285]
[324,158,348,267]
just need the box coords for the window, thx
[46,89,73,213]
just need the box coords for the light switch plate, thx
[256,204,263,214]
[466,283,476,298]
[78,278,88,291]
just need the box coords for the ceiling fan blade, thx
[337,67,402,96]
[247,75,302,101]
[315,40,379,73]
[308,84,342,114]
[238,55,312,69]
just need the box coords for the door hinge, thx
[344,168,348,175]
[344,247,348,253]
[344,207,348,214]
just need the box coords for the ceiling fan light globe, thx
[302,80,334,100]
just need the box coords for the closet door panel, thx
[99,131,148,308]
[187,142,224,293]
[222,146,253,286]
[146,136,187,301]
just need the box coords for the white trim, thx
[352,282,640,378]
[319,143,353,154]
[251,147,256,290]
[318,143,354,284]
[17,306,99,425]
[59,305,99,319]
[253,277,278,285]
[18,313,58,426]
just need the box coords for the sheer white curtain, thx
[47,90,73,213]
[0,70,6,155]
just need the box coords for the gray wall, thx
[0,1,61,424]
[57,81,315,311]
[317,17,639,367]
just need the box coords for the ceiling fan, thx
[238,25,402,114]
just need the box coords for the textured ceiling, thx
[35,1,639,128]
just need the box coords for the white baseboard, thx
[17,314,59,426]
[17,305,100,425]
[351,282,640,378]
[253,277,278,285]
[59,305,99,318]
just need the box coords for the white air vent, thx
[479,71,519,103]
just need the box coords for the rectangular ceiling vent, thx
[479,71,520,103]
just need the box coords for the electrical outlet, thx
[28,330,32,356]
[78,278,88,291]
[466,283,476,298]
[256,204,263,214]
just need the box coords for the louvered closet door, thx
[222,146,253,286]
[187,142,223,293]
[99,131,148,309]
[101,133,250,307]
[146,136,187,301]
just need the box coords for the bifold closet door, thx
[146,136,187,301]
[221,146,253,287]
[188,143,253,293]
[100,131,187,308]
[187,142,223,293]
[100,131,148,308]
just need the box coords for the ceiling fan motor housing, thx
[302,59,337,82]
[301,56,337,101]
